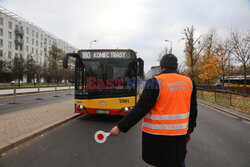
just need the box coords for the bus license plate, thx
[96,110,109,114]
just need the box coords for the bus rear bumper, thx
[75,105,130,116]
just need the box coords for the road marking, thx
[0,103,5,105]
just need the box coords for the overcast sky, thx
[1,0,250,72]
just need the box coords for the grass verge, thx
[197,90,250,114]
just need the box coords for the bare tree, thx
[0,58,7,74]
[177,62,186,75]
[11,56,25,87]
[217,39,234,86]
[182,26,205,79]
[157,47,171,62]
[25,56,38,84]
[230,30,250,92]
[0,58,11,82]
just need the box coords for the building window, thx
[8,21,12,29]
[26,46,28,52]
[40,50,42,55]
[36,32,38,38]
[32,47,34,53]
[15,44,18,51]
[36,40,38,46]
[8,51,12,58]
[26,37,29,43]
[0,39,3,47]
[41,34,43,40]
[20,45,22,51]
[8,42,12,49]
[32,39,34,45]
[8,32,12,39]
[0,17,3,25]
[32,30,34,37]
[26,27,29,34]
[0,28,3,36]
[15,53,18,58]
[20,54,23,59]
[36,49,38,54]
[0,50,3,57]
[41,42,43,47]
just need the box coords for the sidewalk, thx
[0,99,79,154]
[0,86,74,96]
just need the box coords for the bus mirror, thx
[63,53,79,69]
[137,58,144,77]
[63,54,69,69]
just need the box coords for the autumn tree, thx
[230,30,250,91]
[48,46,64,84]
[183,26,205,80]
[214,42,233,86]
[197,32,221,85]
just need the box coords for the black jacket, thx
[117,70,198,166]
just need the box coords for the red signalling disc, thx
[95,130,110,143]
[97,134,104,140]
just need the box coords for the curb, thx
[0,89,74,98]
[198,100,250,122]
[0,113,81,154]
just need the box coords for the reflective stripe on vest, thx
[142,122,188,130]
[142,73,193,136]
[144,113,190,120]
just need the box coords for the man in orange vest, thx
[110,53,198,167]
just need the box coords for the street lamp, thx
[165,40,172,53]
[89,40,97,49]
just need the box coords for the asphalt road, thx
[0,104,249,167]
[0,90,74,115]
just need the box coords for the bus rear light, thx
[118,106,134,115]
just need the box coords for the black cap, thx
[160,54,178,69]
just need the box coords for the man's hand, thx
[187,134,191,143]
[110,126,121,136]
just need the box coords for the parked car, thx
[212,83,222,86]
[10,80,22,85]
[224,83,234,87]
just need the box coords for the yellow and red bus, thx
[63,49,144,116]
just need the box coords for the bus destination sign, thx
[80,51,132,59]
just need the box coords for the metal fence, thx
[197,87,250,113]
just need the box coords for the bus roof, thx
[78,48,137,53]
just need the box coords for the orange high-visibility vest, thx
[142,73,193,136]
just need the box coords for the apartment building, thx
[0,6,78,82]
[0,6,77,80]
